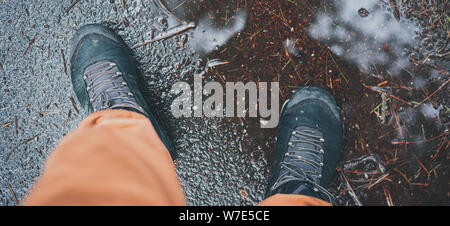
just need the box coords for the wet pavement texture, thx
[1,0,449,205]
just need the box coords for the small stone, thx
[358,8,370,17]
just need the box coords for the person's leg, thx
[259,86,343,206]
[25,24,183,205]
[25,109,185,205]
[257,194,331,206]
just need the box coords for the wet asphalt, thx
[0,0,268,206]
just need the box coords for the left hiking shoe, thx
[69,24,176,158]
[265,86,343,204]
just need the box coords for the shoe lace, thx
[270,127,336,204]
[83,60,145,113]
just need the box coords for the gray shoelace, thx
[270,127,336,204]
[83,60,146,114]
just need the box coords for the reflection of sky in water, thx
[153,0,246,55]
[189,11,246,54]
[309,0,419,75]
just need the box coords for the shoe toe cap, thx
[70,24,123,59]
[285,86,341,123]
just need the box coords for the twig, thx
[61,49,67,75]
[340,172,362,206]
[364,84,413,107]
[154,0,186,24]
[414,154,430,175]
[7,183,19,206]
[410,58,450,75]
[382,186,393,206]
[123,17,130,27]
[132,22,196,49]
[414,78,450,108]
[431,137,447,160]
[429,51,450,58]
[391,133,446,145]
[281,58,292,71]
[4,148,14,162]
[389,0,400,21]
[65,0,81,14]
[29,66,34,76]
[367,173,390,189]
[206,59,231,69]
[24,34,37,56]
[258,2,289,27]
[343,154,386,173]
[341,169,382,175]
[14,116,18,137]
[1,121,12,128]
[393,168,412,187]
[391,102,405,140]
[69,96,79,114]
[171,0,186,11]
[328,51,349,84]
[5,135,37,162]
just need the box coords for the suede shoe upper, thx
[70,24,176,158]
[265,87,343,204]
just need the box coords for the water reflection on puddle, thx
[309,0,419,76]
[189,11,246,55]
[156,0,246,55]
[308,0,447,146]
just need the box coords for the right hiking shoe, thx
[265,86,343,204]
[69,24,176,159]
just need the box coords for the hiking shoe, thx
[69,24,176,158]
[265,86,343,204]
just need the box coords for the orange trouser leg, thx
[24,109,186,206]
[258,194,331,206]
[24,109,329,206]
